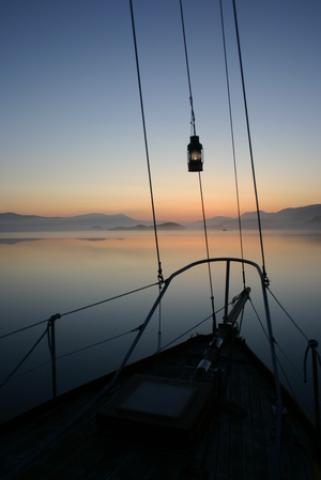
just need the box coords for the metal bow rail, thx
[0,257,320,449]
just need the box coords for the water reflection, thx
[0,230,320,422]
[0,238,41,245]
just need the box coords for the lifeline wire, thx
[232,0,268,282]
[179,0,216,332]
[6,326,141,385]
[0,281,159,340]
[219,0,245,288]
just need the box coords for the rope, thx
[267,287,309,342]
[232,0,268,284]
[198,172,217,332]
[0,326,48,390]
[129,0,164,285]
[219,0,246,288]
[0,281,158,340]
[179,0,196,136]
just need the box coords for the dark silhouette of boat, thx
[0,259,320,479]
[1,0,320,478]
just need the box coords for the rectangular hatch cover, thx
[97,374,214,437]
[118,380,196,418]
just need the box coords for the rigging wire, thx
[268,288,321,386]
[219,0,246,288]
[129,0,164,350]
[3,326,141,386]
[163,303,228,350]
[129,0,164,286]
[249,297,297,402]
[0,326,48,390]
[249,297,297,371]
[4,305,223,386]
[1,302,228,388]
[179,0,216,332]
[267,287,309,342]
[179,0,196,136]
[0,281,159,341]
[54,326,141,361]
[198,172,216,331]
[232,0,268,283]
[0,318,49,341]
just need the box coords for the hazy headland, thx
[0,204,320,232]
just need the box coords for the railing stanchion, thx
[312,343,321,444]
[224,260,230,322]
[48,315,58,399]
[305,339,321,444]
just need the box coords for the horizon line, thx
[1,202,320,222]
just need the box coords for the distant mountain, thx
[0,212,146,232]
[0,205,320,232]
[187,204,321,230]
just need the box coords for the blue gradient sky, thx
[0,0,320,220]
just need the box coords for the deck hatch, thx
[118,380,196,418]
[97,374,214,438]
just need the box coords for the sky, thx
[0,0,320,221]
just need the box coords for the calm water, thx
[0,230,320,422]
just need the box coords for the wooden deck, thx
[0,335,318,479]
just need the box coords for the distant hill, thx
[187,204,321,230]
[0,213,145,232]
[0,205,320,232]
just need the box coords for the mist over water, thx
[0,230,320,422]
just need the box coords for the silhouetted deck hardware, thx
[188,135,203,172]
[98,286,250,437]
[1,257,321,479]
[304,338,321,445]
[195,287,250,378]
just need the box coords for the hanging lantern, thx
[188,135,203,172]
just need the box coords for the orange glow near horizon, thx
[3,194,320,221]
[1,167,320,221]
